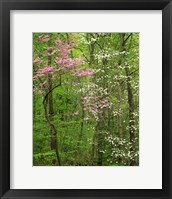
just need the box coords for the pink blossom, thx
[38,35,50,42]
[39,81,47,87]
[55,39,63,47]
[75,58,84,65]
[33,88,43,94]
[73,68,94,77]
[69,37,74,43]
[42,66,53,74]
[33,73,44,79]
[100,103,109,108]
[82,90,111,118]
[65,44,71,49]
[55,56,84,70]
[48,49,58,57]
[54,39,85,71]
[33,57,43,64]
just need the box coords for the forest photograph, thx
[33,33,139,166]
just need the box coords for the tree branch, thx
[124,33,133,44]
[43,82,61,105]
[74,47,90,62]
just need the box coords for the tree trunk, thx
[45,35,61,165]
[97,119,103,164]
[97,120,103,166]
[120,33,136,166]
[125,66,135,165]
[117,80,123,138]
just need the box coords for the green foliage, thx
[33,151,57,166]
[33,33,139,166]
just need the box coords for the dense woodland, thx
[33,33,139,166]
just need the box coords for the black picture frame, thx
[0,0,171,198]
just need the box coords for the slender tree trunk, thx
[76,102,85,153]
[91,133,96,165]
[117,81,123,138]
[48,74,55,151]
[120,33,136,165]
[43,99,61,165]
[96,118,103,166]
[125,66,135,165]
[86,34,98,165]
[45,35,61,165]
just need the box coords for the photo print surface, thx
[33,33,139,166]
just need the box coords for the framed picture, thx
[0,0,171,198]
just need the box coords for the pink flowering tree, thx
[33,34,94,165]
